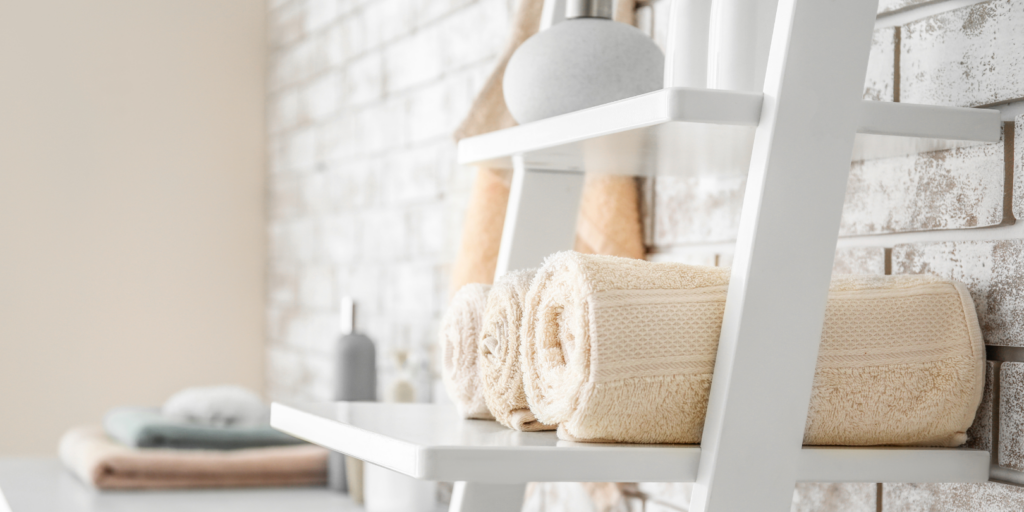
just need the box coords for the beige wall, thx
[0,0,266,455]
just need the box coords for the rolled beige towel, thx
[440,283,494,419]
[478,269,555,432]
[522,251,985,446]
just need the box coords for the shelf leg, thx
[494,155,584,277]
[448,482,526,512]
[689,0,880,511]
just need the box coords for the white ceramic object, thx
[502,17,664,124]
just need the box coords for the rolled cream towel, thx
[522,251,985,446]
[440,283,494,419]
[478,269,555,432]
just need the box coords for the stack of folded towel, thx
[441,251,986,446]
[59,385,327,489]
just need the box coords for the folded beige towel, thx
[522,251,985,446]
[440,283,495,419]
[59,426,328,490]
[478,269,555,432]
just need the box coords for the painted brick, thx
[1015,115,1023,220]
[892,239,1024,347]
[885,482,1024,511]
[266,346,313,402]
[711,246,886,273]
[648,142,998,243]
[792,483,875,512]
[637,482,692,512]
[274,38,330,90]
[647,249,719,267]
[269,173,306,220]
[413,0,477,28]
[878,0,934,14]
[323,213,358,263]
[361,0,416,52]
[651,174,746,245]
[832,247,887,275]
[268,260,299,310]
[323,24,351,69]
[405,73,481,145]
[840,141,1006,235]
[304,0,339,34]
[438,0,509,71]
[319,114,357,162]
[1001,362,1024,469]
[901,0,1024,107]
[284,126,318,172]
[864,27,896,102]
[967,361,996,451]
[298,264,336,310]
[302,71,342,122]
[283,311,337,353]
[407,204,448,258]
[383,31,444,94]
[269,218,319,265]
[342,53,383,107]
[356,208,408,260]
[352,100,408,156]
[324,159,380,210]
[522,483,599,512]
[405,82,453,144]
[299,171,332,216]
[379,144,445,205]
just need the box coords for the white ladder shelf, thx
[271,0,1002,510]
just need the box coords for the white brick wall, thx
[266,0,512,403]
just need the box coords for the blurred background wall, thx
[0,0,266,455]
[265,0,512,403]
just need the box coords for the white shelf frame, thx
[273,0,1004,510]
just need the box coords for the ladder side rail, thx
[689,1,880,511]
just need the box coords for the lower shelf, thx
[271,402,990,485]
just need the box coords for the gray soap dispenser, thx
[327,297,377,494]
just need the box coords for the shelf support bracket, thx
[494,155,584,277]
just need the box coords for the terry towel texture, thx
[104,407,303,450]
[479,269,555,432]
[59,426,327,490]
[440,283,495,419]
[522,252,985,446]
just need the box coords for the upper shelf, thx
[457,87,1002,177]
[272,401,990,485]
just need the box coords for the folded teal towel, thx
[104,407,304,450]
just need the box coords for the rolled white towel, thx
[162,385,268,428]
[521,251,984,446]
[478,269,554,432]
[439,284,494,420]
